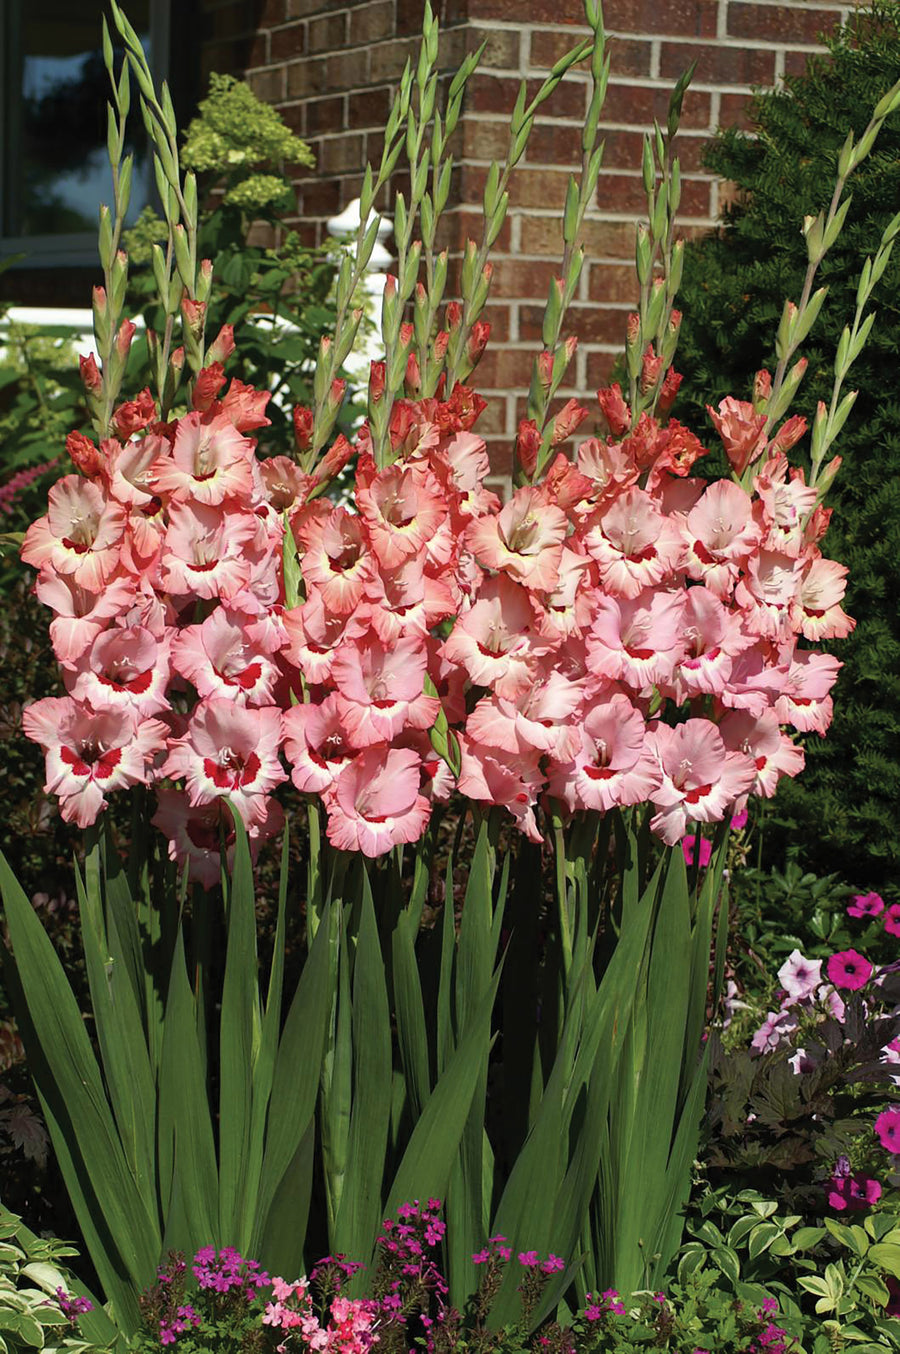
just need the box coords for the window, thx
[0,0,169,269]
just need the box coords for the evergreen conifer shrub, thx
[674,1,900,890]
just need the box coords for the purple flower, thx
[875,1107,900,1154]
[826,949,872,991]
[472,1249,490,1265]
[761,1296,779,1314]
[681,835,712,868]
[518,1251,539,1267]
[777,949,822,1003]
[55,1288,93,1320]
[847,891,884,919]
[750,1008,798,1055]
[884,904,900,938]
[541,1254,565,1274]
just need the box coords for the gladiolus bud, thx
[467,320,491,368]
[550,398,589,447]
[197,258,213,302]
[293,405,314,453]
[369,360,386,403]
[597,383,631,436]
[753,369,772,411]
[626,313,640,345]
[327,378,346,413]
[170,346,185,372]
[433,330,449,361]
[770,413,808,454]
[564,334,578,363]
[181,297,205,337]
[405,351,421,396]
[641,343,664,394]
[112,387,156,438]
[65,430,102,478]
[79,353,102,395]
[115,319,136,359]
[312,432,355,486]
[515,418,541,478]
[445,301,462,331]
[207,324,235,365]
[538,350,553,392]
[192,362,226,412]
[92,285,107,317]
[658,366,683,417]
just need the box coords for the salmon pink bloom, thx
[734,548,804,639]
[466,668,584,763]
[581,487,683,599]
[774,650,840,734]
[672,588,749,700]
[465,485,567,591]
[282,694,358,795]
[355,460,445,568]
[707,396,767,475]
[34,570,137,667]
[161,699,286,830]
[220,377,271,431]
[441,574,552,701]
[298,507,375,615]
[587,588,686,693]
[431,429,497,520]
[160,501,257,600]
[152,788,283,888]
[324,747,430,856]
[362,556,455,645]
[22,476,127,590]
[457,736,544,843]
[102,435,163,508]
[792,556,854,641]
[331,634,440,748]
[753,453,818,556]
[647,718,756,845]
[573,438,638,515]
[22,696,167,827]
[281,590,367,687]
[684,480,759,597]
[151,412,254,505]
[68,626,172,717]
[172,608,282,706]
[531,548,593,643]
[546,693,660,812]
[826,949,872,991]
[718,643,789,717]
[719,709,805,798]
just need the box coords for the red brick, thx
[783,49,815,79]
[475,346,537,391]
[308,11,347,51]
[717,91,755,131]
[315,132,365,172]
[596,170,712,217]
[279,101,306,135]
[659,40,777,86]
[585,349,619,388]
[305,93,345,134]
[519,301,627,344]
[396,0,469,36]
[466,73,587,121]
[524,122,598,169]
[584,265,640,305]
[269,23,306,61]
[601,82,712,130]
[461,118,512,163]
[349,1,395,45]
[245,29,271,66]
[486,444,514,477]
[348,86,392,129]
[469,25,521,68]
[247,66,286,101]
[531,30,651,78]
[298,178,343,215]
[727,2,842,44]
[259,0,288,22]
[466,388,508,435]
[370,37,419,81]
[472,0,717,36]
[599,128,710,173]
[287,0,348,16]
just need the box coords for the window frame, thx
[0,0,170,269]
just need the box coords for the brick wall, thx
[199,0,853,474]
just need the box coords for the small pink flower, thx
[826,949,872,991]
[875,1107,900,1154]
[847,891,884,919]
[730,808,748,830]
[828,1173,882,1211]
[777,949,822,1004]
[883,903,900,938]
[681,835,712,869]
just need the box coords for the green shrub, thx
[673,0,900,888]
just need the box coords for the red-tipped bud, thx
[115,318,137,359]
[550,398,589,448]
[538,350,553,392]
[192,362,227,412]
[770,414,808,455]
[467,320,491,367]
[92,285,107,315]
[65,430,102,478]
[405,351,421,397]
[399,320,414,347]
[170,347,185,372]
[293,404,314,453]
[369,360,386,403]
[657,366,683,418]
[445,301,462,331]
[669,309,682,334]
[181,297,206,336]
[312,432,355,487]
[564,334,578,363]
[753,369,772,411]
[481,262,493,284]
[200,258,213,284]
[79,353,102,395]
[640,343,664,395]
[207,324,235,365]
[327,377,346,413]
[112,387,156,438]
[597,383,631,437]
[515,418,541,478]
[626,313,640,346]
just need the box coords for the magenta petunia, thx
[874,1107,900,1154]
[681,835,712,869]
[826,949,872,991]
[847,891,885,919]
[884,903,900,938]
[828,1172,882,1211]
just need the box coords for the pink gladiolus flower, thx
[587,588,686,693]
[68,626,171,717]
[777,949,822,1003]
[35,571,138,668]
[355,458,446,568]
[792,555,854,641]
[774,650,841,735]
[22,476,127,590]
[719,709,804,798]
[673,586,748,699]
[324,747,431,856]
[298,506,375,615]
[281,589,368,686]
[22,697,167,827]
[151,412,254,505]
[847,891,884,919]
[160,501,257,600]
[172,608,282,707]
[883,903,900,937]
[647,719,756,846]
[162,699,286,830]
[152,787,283,888]
[466,485,568,591]
[220,377,271,431]
[582,486,684,599]
[874,1107,900,1154]
[441,574,551,701]
[734,548,804,640]
[457,736,545,843]
[707,396,767,475]
[331,633,440,748]
[547,692,660,813]
[282,694,357,795]
[467,668,584,763]
[826,949,872,991]
[683,479,760,597]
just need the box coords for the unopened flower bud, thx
[399,320,414,347]
[753,369,772,411]
[597,383,631,437]
[293,405,314,453]
[92,285,107,316]
[369,360,386,403]
[433,330,449,361]
[405,351,421,397]
[115,319,136,359]
[170,346,185,372]
[538,350,553,392]
[312,433,355,486]
[467,321,491,368]
[327,377,346,413]
[207,324,235,365]
[550,399,589,447]
[79,353,102,395]
[445,301,462,331]
[65,430,102,478]
[515,418,541,478]
[181,297,206,337]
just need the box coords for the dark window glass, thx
[1,0,154,241]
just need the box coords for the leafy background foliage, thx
[674,0,900,890]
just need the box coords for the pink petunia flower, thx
[828,1172,882,1212]
[874,1107,900,1154]
[681,836,712,869]
[777,950,822,1004]
[847,891,885,919]
[826,949,872,991]
[883,903,900,938]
